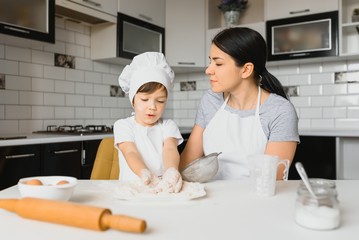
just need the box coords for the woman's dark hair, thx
[212,27,288,100]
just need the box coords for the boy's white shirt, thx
[113,116,183,181]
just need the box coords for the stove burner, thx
[34,125,113,135]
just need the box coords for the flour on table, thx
[99,180,206,201]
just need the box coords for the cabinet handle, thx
[138,14,153,22]
[53,149,79,154]
[4,26,30,34]
[82,0,101,7]
[178,62,196,65]
[289,9,310,15]
[5,153,35,159]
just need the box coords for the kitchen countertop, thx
[1,128,359,147]
[299,129,359,137]
[0,133,114,147]
[0,180,358,240]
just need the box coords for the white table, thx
[0,180,358,240]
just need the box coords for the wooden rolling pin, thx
[0,197,146,233]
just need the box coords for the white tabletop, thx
[0,180,358,240]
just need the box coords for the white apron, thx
[119,124,163,181]
[203,87,267,180]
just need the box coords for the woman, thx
[180,27,299,180]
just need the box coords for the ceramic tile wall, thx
[0,18,134,133]
[173,59,359,130]
[1,18,359,133]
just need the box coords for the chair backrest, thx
[90,137,119,180]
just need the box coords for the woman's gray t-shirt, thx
[195,89,300,142]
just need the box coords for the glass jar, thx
[295,186,340,230]
[298,178,336,190]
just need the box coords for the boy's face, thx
[133,87,167,127]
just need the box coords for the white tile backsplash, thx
[299,62,322,74]
[335,95,359,106]
[311,96,334,107]
[19,62,43,78]
[75,82,93,95]
[6,76,31,91]
[31,106,54,119]
[311,119,335,129]
[32,78,54,92]
[323,107,346,118]
[20,92,43,105]
[0,59,18,75]
[2,18,359,133]
[5,105,31,119]
[0,105,4,119]
[44,93,65,106]
[65,94,84,106]
[288,74,310,85]
[299,85,322,96]
[44,66,65,80]
[6,46,31,62]
[348,107,359,118]
[323,84,347,95]
[55,107,75,119]
[55,80,75,94]
[76,107,93,119]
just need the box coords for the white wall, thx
[173,60,359,130]
[1,17,359,134]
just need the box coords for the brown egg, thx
[26,179,43,185]
[56,180,70,185]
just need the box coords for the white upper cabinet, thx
[118,0,165,27]
[68,0,117,16]
[56,0,117,24]
[165,0,206,69]
[265,0,339,20]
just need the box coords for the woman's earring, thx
[259,75,263,86]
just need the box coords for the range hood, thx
[55,0,116,25]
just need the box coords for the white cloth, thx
[203,86,267,180]
[118,52,175,105]
[114,117,183,181]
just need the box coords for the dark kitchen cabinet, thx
[288,136,336,180]
[81,140,102,179]
[41,142,82,178]
[0,0,55,44]
[0,144,41,190]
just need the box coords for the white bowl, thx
[18,176,78,201]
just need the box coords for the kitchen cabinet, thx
[288,136,336,180]
[340,0,359,56]
[81,139,102,179]
[0,0,55,45]
[265,0,338,20]
[337,137,359,179]
[41,141,82,178]
[118,0,165,27]
[0,145,41,190]
[165,0,206,69]
[0,139,101,190]
[55,0,117,24]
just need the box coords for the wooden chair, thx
[90,138,119,180]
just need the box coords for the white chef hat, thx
[118,52,175,105]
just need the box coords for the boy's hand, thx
[155,167,183,193]
[140,169,159,185]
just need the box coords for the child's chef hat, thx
[118,52,175,105]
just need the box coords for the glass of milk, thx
[295,186,340,230]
